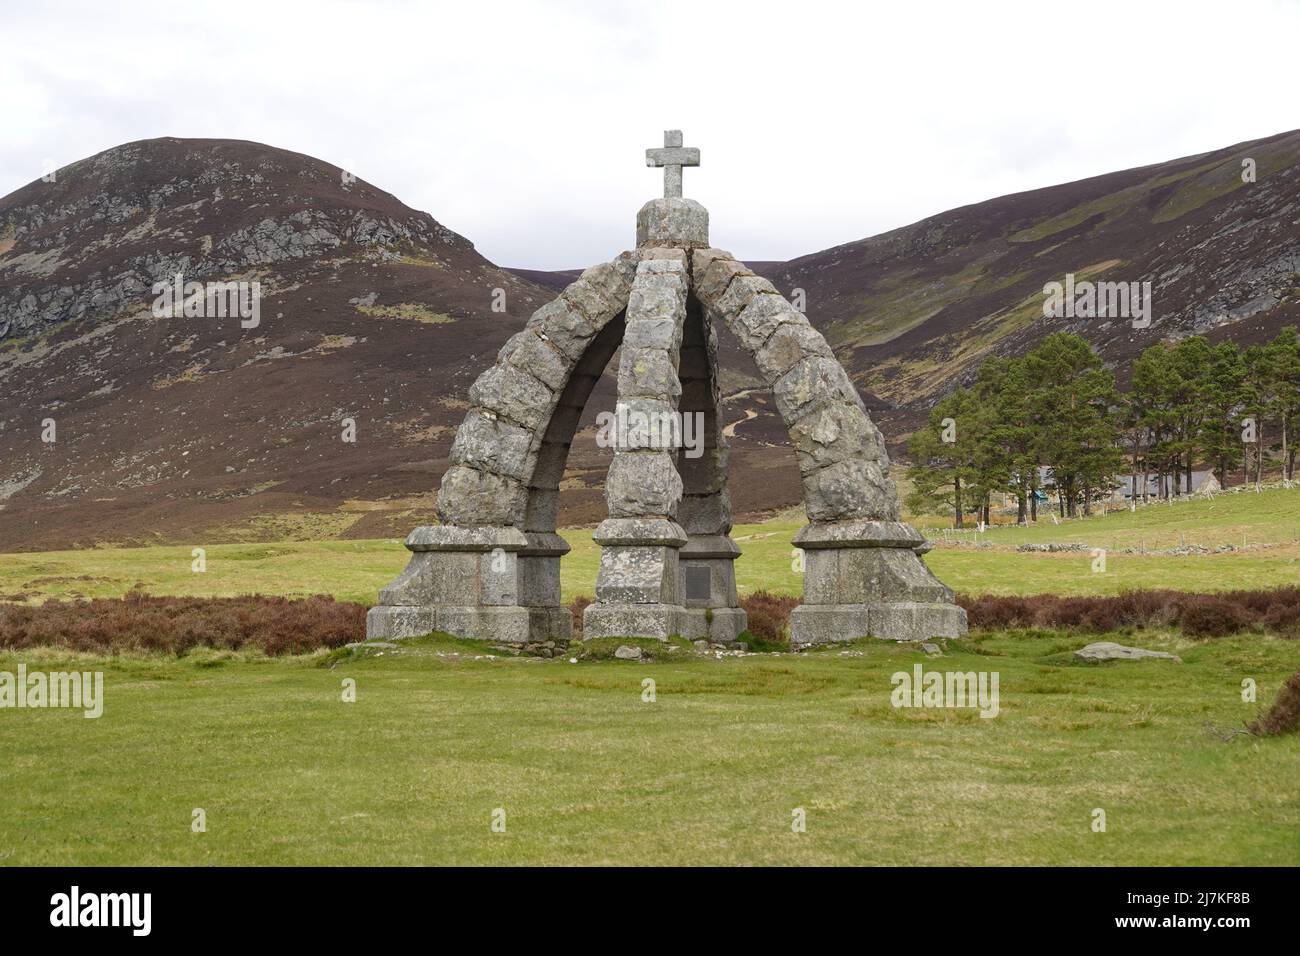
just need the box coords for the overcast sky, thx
[3,0,1298,269]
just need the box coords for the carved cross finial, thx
[645,130,699,199]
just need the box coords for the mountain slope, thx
[764,129,1300,419]
[0,138,801,550]
[0,138,557,549]
[4,131,1300,552]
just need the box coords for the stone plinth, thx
[676,534,746,642]
[789,521,968,648]
[584,518,689,640]
[366,525,570,644]
[636,198,708,249]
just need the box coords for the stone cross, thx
[646,130,699,199]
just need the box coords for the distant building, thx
[1032,466,1212,500]
[1113,471,1213,499]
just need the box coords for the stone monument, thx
[367,131,967,648]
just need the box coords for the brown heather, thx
[3,587,1297,658]
[957,587,1300,638]
[568,595,593,636]
[738,590,800,644]
[723,588,1300,642]
[1249,671,1300,736]
[0,590,365,656]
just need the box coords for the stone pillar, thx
[365,526,532,642]
[676,296,745,642]
[789,521,967,647]
[584,255,691,641]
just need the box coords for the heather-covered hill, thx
[5,130,1299,550]
[763,128,1300,424]
[0,138,800,549]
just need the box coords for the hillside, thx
[4,131,1300,550]
[0,138,805,550]
[763,129,1300,424]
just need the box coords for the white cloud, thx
[1,0,1297,269]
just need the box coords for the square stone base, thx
[583,603,687,641]
[595,544,682,604]
[800,545,953,606]
[679,558,737,606]
[677,606,747,642]
[527,606,574,643]
[367,604,534,643]
[366,605,438,640]
[367,604,571,644]
[790,602,967,649]
[636,198,709,248]
[868,602,967,643]
[367,525,573,644]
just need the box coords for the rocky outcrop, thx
[0,137,557,552]
[0,138,470,342]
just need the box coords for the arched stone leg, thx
[675,294,746,642]
[367,256,636,643]
[689,247,967,648]
[583,253,691,641]
[519,317,627,641]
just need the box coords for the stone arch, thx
[686,247,965,647]
[366,255,637,643]
[689,247,898,525]
[369,143,964,649]
[435,253,638,530]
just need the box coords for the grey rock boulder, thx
[1074,641,1182,663]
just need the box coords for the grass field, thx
[935,485,1300,550]
[1,489,1296,865]
[2,631,1295,866]
[3,485,1300,606]
[2,532,1295,604]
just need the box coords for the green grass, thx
[0,539,406,606]
[0,522,802,606]
[926,548,1300,596]
[947,485,1300,548]
[3,489,1298,605]
[2,491,1298,865]
[1,631,1294,865]
[919,485,1300,595]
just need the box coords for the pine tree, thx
[905,387,983,528]
[1198,341,1246,487]
[1025,333,1122,516]
[1131,343,1180,499]
[1242,344,1272,488]
[1169,337,1214,494]
[975,356,1040,524]
[1263,327,1300,481]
